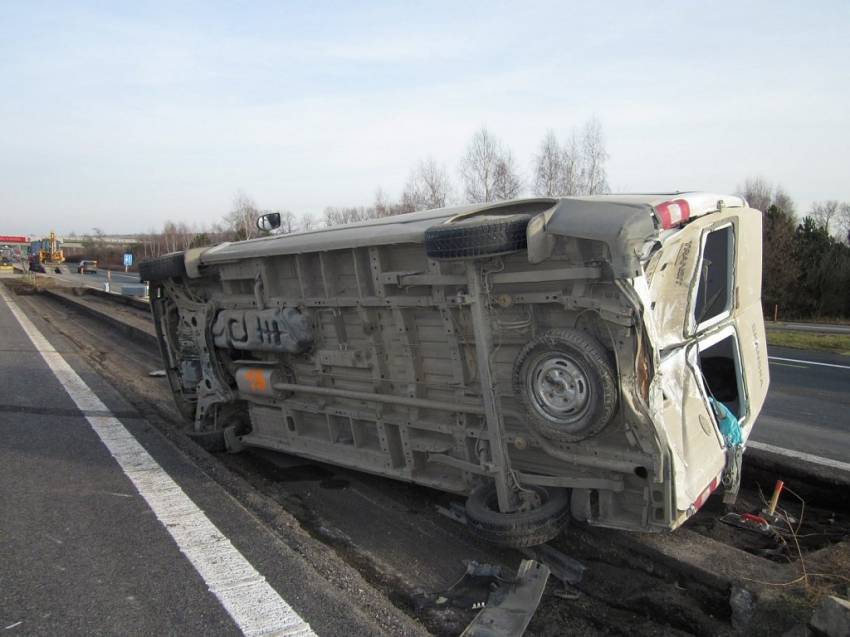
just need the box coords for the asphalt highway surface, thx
[754,346,850,463]
[44,266,142,294]
[0,281,424,637]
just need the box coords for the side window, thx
[698,333,747,421]
[694,225,734,328]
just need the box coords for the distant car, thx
[77,260,98,274]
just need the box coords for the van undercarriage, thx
[143,195,768,547]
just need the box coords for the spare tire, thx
[465,484,570,547]
[513,328,618,443]
[139,251,186,282]
[424,214,530,259]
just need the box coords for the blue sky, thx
[1,1,848,234]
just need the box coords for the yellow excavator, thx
[29,231,65,273]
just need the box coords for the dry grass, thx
[766,330,850,356]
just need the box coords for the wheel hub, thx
[529,355,590,423]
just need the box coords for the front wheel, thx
[464,484,570,548]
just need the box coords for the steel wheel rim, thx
[527,353,591,426]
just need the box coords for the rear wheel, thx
[464,484,570,548]
[139,251,186,282]
[423,214,531,259]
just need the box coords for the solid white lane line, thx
[0,286,315,637]
[748,440,850,474]
[768,356,850,370]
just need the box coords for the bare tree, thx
[398,189,418,214]
[375,185,419,217]
[772,186,796,217]
[323,206,374,227]
[161,221,179,253]
[736,177,799,220]
[532,122,605,197]
[533,131,562,196]
[300,212,316,232]
[374,187,392,218]
[492,154,523,201]
[402,157,452,210]
[177,222,193,250]
[560,134,582,195]
[269,210,294,234]
[460,128,522,203]
[736,177,773,212]
[225,190,261,241]
[837,202,850,245]
[579,118,609,195]
[810,200,840,234]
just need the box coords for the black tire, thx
[185,428,226,453]
[465,484,570,548]
[513,329,617,443]
[139,251,186,282]
[424,214,530,259]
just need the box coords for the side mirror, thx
[257,212,281,231]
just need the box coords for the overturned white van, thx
[140,193,769,547]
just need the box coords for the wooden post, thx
[773,304,778,322]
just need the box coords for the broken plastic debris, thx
[719,512,774,535]
[430,560,508,610]
[521,543,586,586]
[461,559,550,637]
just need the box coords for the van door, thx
[644,209,760,511]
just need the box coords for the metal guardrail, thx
[83,286,150,311]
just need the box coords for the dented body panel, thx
[147,192,767,535]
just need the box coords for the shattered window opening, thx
[698,332,747,422]
[694,224,734,329]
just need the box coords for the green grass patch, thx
[766,329,850,355]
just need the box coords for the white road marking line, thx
[748,441,850,474]
[768,356,850,370]
[0,287,316,637]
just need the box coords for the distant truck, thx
[29,232,65,273]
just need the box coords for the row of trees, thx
[220,120,610,240]
[738,177,850,318]
[111,125,850,320]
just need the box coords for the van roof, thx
[201,192,746,278]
